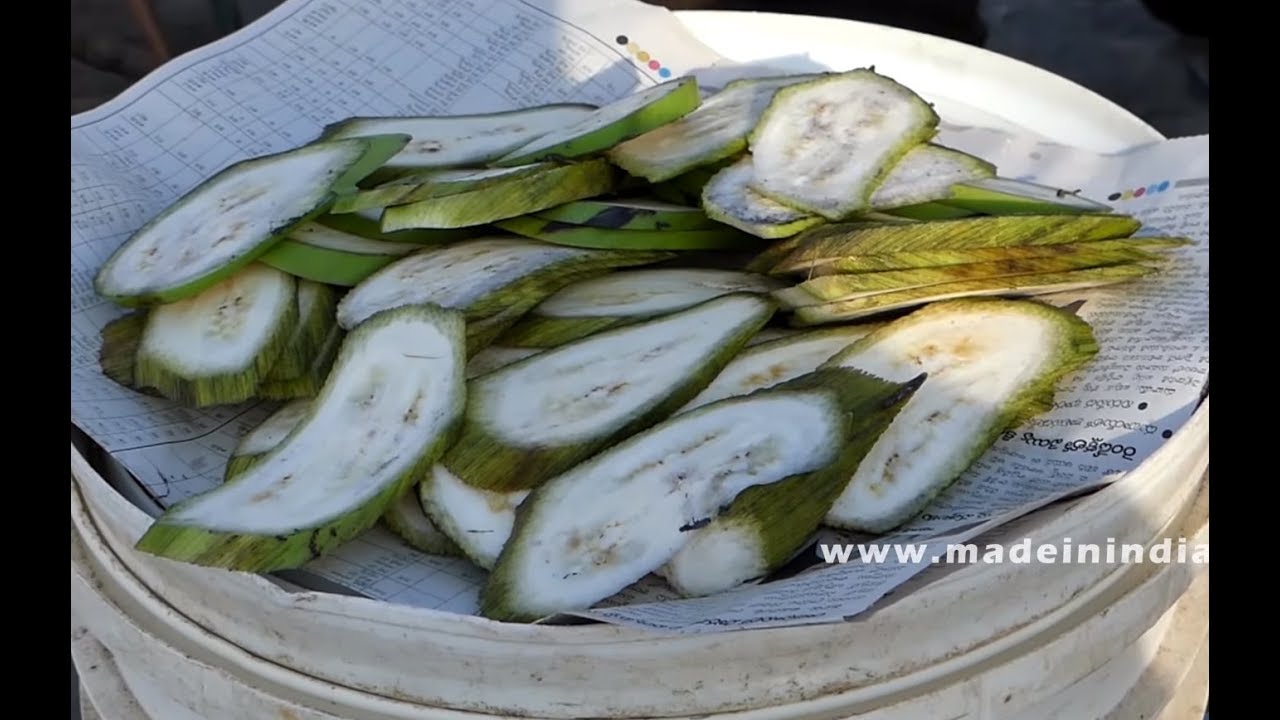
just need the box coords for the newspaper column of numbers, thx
[378,0,461,114]
[292,2,383,121]
[416,0,509,112]
[324,2,403,116]
[159,68,266,182]
[343,0,447,114]
[490,7,579,106]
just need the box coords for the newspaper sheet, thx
[70,0,1209,632]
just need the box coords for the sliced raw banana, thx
[328,134,416,195]
[743,233,811,274]
[133,263,298,407]
[133,303,467,572]
[497,268,784,348]
[380,159,619,230]
[648,157,739,205]
[315,207,478,245]
[881,202,977,221]
[772,237,1187,276]
[224,399,312,481]
[463,300,547,357]
[382,485,463,557]
[790,265,1156,326]
[534,198,717,231]
[334,237,672,328]
[257,324,344,400]
[259,279,338,385]
[773,252,1167,309]
[943,177,1114,215]
[259,222,417,286]
[772,214,1142,271]
[221,397,460,556]
[679,323,882,412]
[493,216,755,251]
[491,77,701,166]
[747,69,940,220]
[868,144,996,210]
[700,155,826,239]
[419,465,529,569]
[98,311,154,394]
[820,298,1099,532]
[465,345,543,379]
[94,135,409,307]
[745,327,800,346]
[607,73,826,182]
[332,163,552,214]
[479,367,889,622]
[441,293,776,492]
[663,369,923,596]
[319,104,597,183]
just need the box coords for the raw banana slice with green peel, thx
[419,465,530,569]
[463,300,548,357]
[479,367,895,622]
[819,298,1100,532]
[334,237,671,329]
[332,163,552,214]
[491,77,701,167]
[663,369,925,597]
[497,268,784,348]
[380,159,619,230]
[258,280,338,383]
[382,486,463,557]
[259,223,417,287]
[744,233,810,273]
[868,144,996,210]
[494,216,756,252]
[442,293,776,493]
[534,198,718,231]
[133,263,298,407]
[881,202,977,221]
[94,135,409,307]
[607,73,827,183]
[679,324,882,412]
[133,303,468,572]
[745,327,800,346]
[465,345,542,379]
[492,315,615,351]
[790,265,1156,326]
[743,216,914,275]
[257,324,344,400]
[649,157,739,205]
[776,237,1189,276]
[224,399,312,481]
[773,252,1168,309]
[850,212,920,225]
[701,156,827,239]
[318,104,597,184]
[773,214,1143,271]
[328,134,418,195]
[221,398,460,555]
[732,182,975,238]
[98,312,158,395]
[747,69,941,220]
[315,207,477,245]
[942,177,1113,215]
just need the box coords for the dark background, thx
[69,0,1207,717]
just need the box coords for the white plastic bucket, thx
[69,396,1208,719]
[70,10,1208,719]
